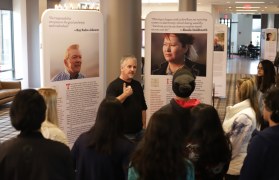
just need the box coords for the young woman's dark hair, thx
[10,89,46,132]
[186,103,232,179]
[87,96,124,154]
[264,88,279,123]
[256,59,276,93]
[130,110,190,180]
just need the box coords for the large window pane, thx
[0,10,13,80]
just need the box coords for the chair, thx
[0,80,21,105]
[238,45,248,57]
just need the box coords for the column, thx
[179,0,196,11]
[100,0,142,85]
[267,14,275,28]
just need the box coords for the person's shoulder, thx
[51,71,67,81]
[107,78,123,89]
[0,137,18,152]
[185,59,206,76]
[78,73,86,79]
[131,79,142,86]
[152,61,168,75]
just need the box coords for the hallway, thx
[227,55,260,74]
[0,55,261,142]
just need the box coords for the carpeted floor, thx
[0,103,18,143]
[214,73,254,121]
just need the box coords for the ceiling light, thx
[235,2,265,3]
[236,7,260,8]
[236,9,257,11]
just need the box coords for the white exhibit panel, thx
[261,28,277,61]
[213,24,227,98]
[144,11,213,121]
[41,9,105,147]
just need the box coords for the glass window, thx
[0,10,14,80]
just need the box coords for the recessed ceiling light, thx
[235,1,264,3]
[236,9,257,11]
[236,7,260,8]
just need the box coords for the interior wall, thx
[237,14,253,48]
[142,3,178,19]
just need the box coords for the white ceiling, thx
[197,0,279,14]
[142,0,279,14]
[66,0,279,14]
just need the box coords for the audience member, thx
[185,103,232,180]
[51,44,85,81]
[106,55,147,142]
[159,67,200,136]
[240,87,279,179]
[256,59,276,130]
[247,41,254,51]
[152,33,206,76]
[0,89,74,180]
[71,97,135,180]
[222,77,260,180]
[38,88,68,145]
[128,109,195,180]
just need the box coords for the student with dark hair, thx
[0,89,74,180]
[128,110,194,180]
[240,87,279,179]
[185,103,232,180]
[71,97,135,180]
[159,67,200,136]
[152,33,206,76]
[256,59,276,130]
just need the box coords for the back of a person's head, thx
[237,77,257,102]
[145,110,183,145]
[132,110,186,180]
[10,89,46,132]
[261,59,276,81]
[264,87,279,123]
[190,103,223,137]
[237,77,260,120]
[88,97,124,153]
[189,103,231,161]
[38,88,58,126]
[172,67,196,98]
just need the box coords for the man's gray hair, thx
[120,55,137,68]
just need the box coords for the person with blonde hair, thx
[51,44,85,81]
[38,88,68,145]
[222,77,260,180]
